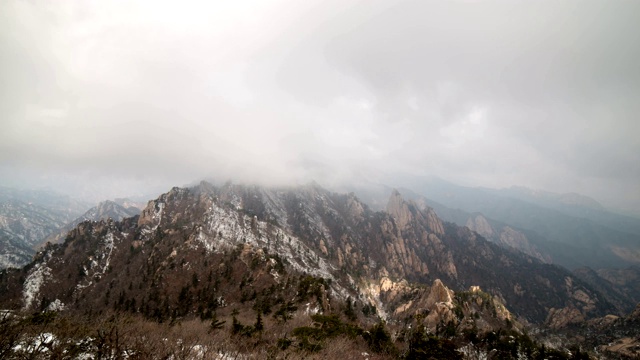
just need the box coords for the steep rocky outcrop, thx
[573,266,640,315]
[361,275,518,335]
[466,214,494,238]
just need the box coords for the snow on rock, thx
[12,332,57,356]
[192,194,352,300]
[46,299,65,311]
[260,189,289,226]
[0,253,28,270]
[101,231,115,272]
[137,198,166,235]
[457,344,489,360]
[198,200,336,282]
[73,228,122,296]
[304,302,321,315]
[153,201,165,224]
[23,262,51,310]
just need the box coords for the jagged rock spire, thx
[386,189,413,229]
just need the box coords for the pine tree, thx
[345,296,357,321]
[254,312,263,332]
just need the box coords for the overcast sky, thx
[1,0,639,212]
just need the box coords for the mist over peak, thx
[1,0,638,214]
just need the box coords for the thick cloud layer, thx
[1,1,639,212]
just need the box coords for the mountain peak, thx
[427,278,454,306]
[386,190,413,229]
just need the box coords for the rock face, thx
[387,190,414,230]
[546,306,585,329]
[466,215,494,238]
[0,182,623,325]
[575,302,640,359]
[369,276,517,334]
[426,279,454,306]
[573,266,640,314]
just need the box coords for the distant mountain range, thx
[38,199,142,247]
[349,178,640,316]
[354,179,640,270]
[0,187,143,270]
[0,188,87,269]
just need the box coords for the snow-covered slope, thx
[0,200,77,269]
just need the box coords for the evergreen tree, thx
[254,312,263,332]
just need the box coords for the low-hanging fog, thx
[1,0,639,213]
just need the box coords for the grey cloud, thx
[0,0,639,213]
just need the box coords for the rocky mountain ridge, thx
[1,181,637,359]
[0,182,624,326]
[406,179,640,270]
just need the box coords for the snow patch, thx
[304,302,321,315]
[73,229,121,296]
[46,299,65,311]
[13,332,57,355]
[23,263,51,310]
[102,232,116,272]
[191,196,353,300]
[198,200,336,281]
[270,268,280,282]
[457,344,488,360]
[154,202,165,222]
